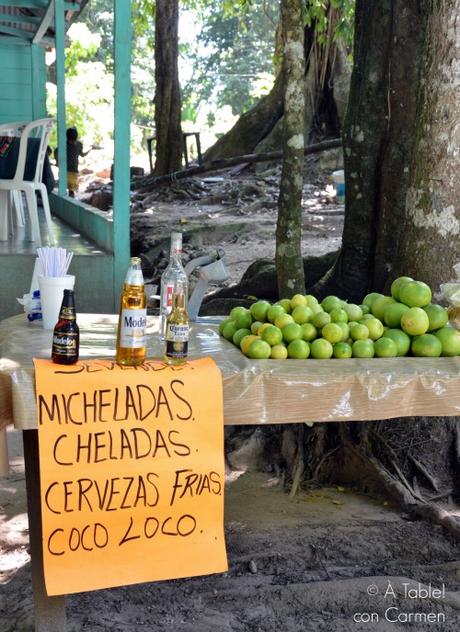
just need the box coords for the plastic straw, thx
[37,247,74,277]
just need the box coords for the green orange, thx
[322,323,344,344]
[301,323,317,342]
[333,342,352,359]
[390,276,413,301]
[267,304,286,323]
[250,300,271,322]
[310,338,333,359]
[247,339,271,359]
[222,320,238,341]
[274,313,294,329]
[434,327,460,356]
[423,304,449,332]
[362,292,384,309]
[290,294,307,309]
[287,339,310,359]
[411,334,442,357]
[399,280,432,308]
[371,296,396,321]
[321,295,343,313]
[233,328,251,347]
[400,307,429,336]
[277,298,292,313]
[382,328,411,356]
[312,311,331,329]
[240,334,259,355]
[291,305,313,324]
[270,344,288,360]
[282,322,303,343]
[352,339,375,358]
[374,337,398,358]
[383,302,410,328]
[261,325,283,346]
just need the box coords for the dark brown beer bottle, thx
[52,289,79,365]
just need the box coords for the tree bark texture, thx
[276,0,306,297]
[317,0,460,301]
[154,0,182,175]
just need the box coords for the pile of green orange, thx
[218,276,460,360]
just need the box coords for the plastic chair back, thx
[12,118,54,186]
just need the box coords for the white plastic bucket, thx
[38,275,75,330]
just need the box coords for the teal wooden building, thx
[0,0,131,320]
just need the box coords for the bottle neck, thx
[172,291,186,311]
[125,263,144,287]
[60,296,76,321]
[169,233,183,261]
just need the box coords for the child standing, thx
[55,127,92,198]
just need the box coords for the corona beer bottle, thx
[116,257,147,366]
[52,290,79,365]
[164,281,189,365]
[160,232,188,340]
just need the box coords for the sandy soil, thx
[1,427,459,632]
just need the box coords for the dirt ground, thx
[1,159,460,630]
[125,156,344,294]
[1,426,459,632]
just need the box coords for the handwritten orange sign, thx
[34,357,227,595]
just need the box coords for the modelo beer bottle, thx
[116,257,147,366]
[160,232,188,341]
[52,289,79,365]
[164,281,189,365]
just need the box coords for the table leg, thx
[23,430,67,632]
[0,427,9,476]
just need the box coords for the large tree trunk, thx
[203,68,286,163]
[154,0,182,175]
[204,3,349,162]
[276,0,306,297]
[312,0,460,300]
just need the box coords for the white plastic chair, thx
[0,122,26,239]
[0,118,54,242]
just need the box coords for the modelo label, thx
[120,308,147,348]
[52,332,78,355]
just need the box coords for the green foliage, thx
[305,0,355,49]
[181,0,278,122]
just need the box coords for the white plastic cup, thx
[38,275,75,330]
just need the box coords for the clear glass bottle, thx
[116,257,147,366]
[164,281,189,365]
[160,232,188,340]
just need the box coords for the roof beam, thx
[32,0,53,44]
[0,23,33,39]
[0,15,41,25]
[0,1,79,8]
[0,1,48,7]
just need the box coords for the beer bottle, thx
[164,282,189,365]
[116,257,147,366]
[160,232,188,341]
[52,289,79,365]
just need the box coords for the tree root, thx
[344,441,460,541]
[289,425,305,498]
